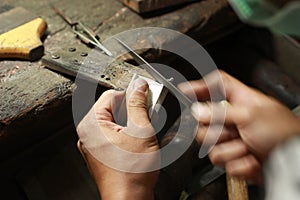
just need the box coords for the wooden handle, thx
[227,174,249,200]
[0,17,47,60]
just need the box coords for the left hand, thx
[76,79,159,200]
[179,70,300,184]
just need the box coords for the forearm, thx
[97,177,155,200]
[99,186,154,200]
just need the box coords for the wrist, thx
[96,170,158,200]
[98,179,155,200]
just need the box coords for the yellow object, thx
[0,17,47,60]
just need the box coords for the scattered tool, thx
[0,6,47,60]
[51,5,113,57]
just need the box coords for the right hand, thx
[76,78,159,200]
[178,70,300,183]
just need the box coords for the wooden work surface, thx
[0,0,239,161]
[0,1,241,199]
[5,1,300,200]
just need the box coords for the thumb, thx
[126,78,150,126]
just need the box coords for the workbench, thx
[1,0,300,199]
[0,0,240,199]
[0,0,238,158]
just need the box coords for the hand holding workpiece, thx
[179,70,300,183]
[76,79,159,200]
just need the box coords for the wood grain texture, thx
[0,18,47,60]
[119,0,197,13]
[227,175,249,200]
[0,0,238,161]
[0,62,75,161]
[41,44,152,89]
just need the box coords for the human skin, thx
[76,69,300,199]
[178,70,300,183]
[77,78,159,200]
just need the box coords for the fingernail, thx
[191,102,210,120]
[133,78,148,92]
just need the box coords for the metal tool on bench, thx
[51,5,113,57]
[116,38,249,200]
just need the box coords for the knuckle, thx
[218,70,230,80]
[195,127,206,143]
[237,108,252,125]
[76,122,84,134]
[97,89,115,101]
[103,89,115,96]
[225,163,239,176]
[245,157,259,172]
[208,150,221,164]
[218,70,226,77]
[128,96,147,109]
[77,140,81,150]
[94,89,116,107]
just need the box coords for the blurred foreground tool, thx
[228,0,300,37]
[118,0,197,13]
[0,6,47,61]
[51,5,112,57]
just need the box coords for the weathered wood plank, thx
[0,63,75,161]
[118,0,197,13]
[0,65,74,125]
[0,0,238,163]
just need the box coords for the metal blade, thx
[116,38,193,108]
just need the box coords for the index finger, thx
[94,90,125,123]
[178,70,248,102]
[178,70,225,101]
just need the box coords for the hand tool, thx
[115,38,193,108]
[116,38,249,200]
[116,38,224,181]
[0,6,47,60]
[51,5,113,57]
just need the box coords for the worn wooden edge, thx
[0,67,75,125]
[0,90,74,162]
[119,0,198,13]
[227,175,249,200]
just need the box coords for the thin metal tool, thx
[51,5,113,57]
[116,38,228,193]
[115,38,193,108]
